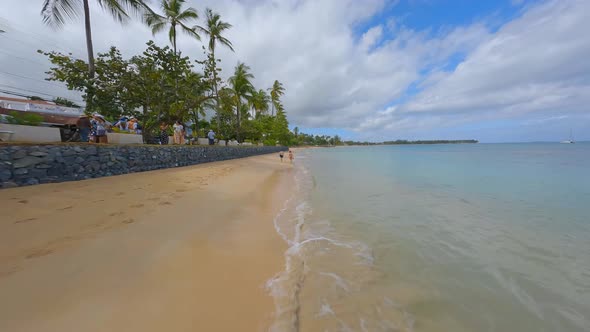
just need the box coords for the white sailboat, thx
[560,129,574,144]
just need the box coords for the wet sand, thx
[0,153,291,332]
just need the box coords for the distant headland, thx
[344,140,478,146]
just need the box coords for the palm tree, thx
[229,62,254,142]
[269,80,285,116]
[248,89,270,118]
[41,0,148,78]
[196,8,233,131]
[145,0,200,55]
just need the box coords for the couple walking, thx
[279,150,294,163]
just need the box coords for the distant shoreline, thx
[296,140,479,147]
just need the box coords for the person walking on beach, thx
[76,115,91,142]
[173,120,184,145]
[207,129,215,145]
[279,151,284,162]
[288,150,294,163]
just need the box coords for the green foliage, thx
[53,97,80,108]
[146,0,200,54]
[38,5,299,146]
[6,111,44,126]
[228,62,255,141]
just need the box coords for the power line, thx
[0,70,69,89]
[0,88,85,106]
[0,84,84,104]
[0,49,48,67]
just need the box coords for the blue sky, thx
[0,0,589,143]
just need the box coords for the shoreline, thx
[0,153,292,331]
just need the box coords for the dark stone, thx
[13,156,44,168]
[88,161,101,172]
[14,168,28,175]
[62,149,76,157]
[24,178,39,186]
[2,181,18,188]
[74,156,85,164]
[0,169,11,181]
[40,177,59,184]
[29,151,48,157]
[29,169,47,179]
[13,150,27,159]
[36,164,53,169]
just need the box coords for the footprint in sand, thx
[109,211,125,217]
[159,201,172,206]
[175,188,187,193]
[147,197,160,201]
[115,192,125,196]
[130,203,145,208]
[18,200,28,204]
[122,218,136,224]
[58,206,73,211]
[26,248,54,259]
[14,217,37,224]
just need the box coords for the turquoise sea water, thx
[268,143,590,332]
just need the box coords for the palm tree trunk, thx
[83,0,95,78]
[212,49,221,132]
[172,24,177,55]
[236,98,241,142]
[82,0,95,113]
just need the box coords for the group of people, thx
[76,114,143,143]
[279,150,294,163]
[159,120,216,146]
[76,114,108,143]
[114,116,141,134]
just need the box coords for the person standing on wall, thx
[76,115,91,142]
[173,120,184,145]
[208,129,216,145]
[91,114,108,144]
[159,122,169,145]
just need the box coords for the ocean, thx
[267,143,590,332]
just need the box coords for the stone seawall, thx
[0,144,287,189]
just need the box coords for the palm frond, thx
[97,0,130,23]
[179,22,200,41]
[217,36,234,52]
[177,7,198,21]
[146,14,167,35]
[41,0,81,28]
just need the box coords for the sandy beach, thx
[0,153,291,332]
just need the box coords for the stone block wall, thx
[0,144,286,188]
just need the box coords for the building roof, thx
[0,96,56,106]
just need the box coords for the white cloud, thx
[0,0,589,141]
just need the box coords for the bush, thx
[6,111,44,126]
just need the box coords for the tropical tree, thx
[196,8,234,130]
[228,62,254,142]
[41,0,148,79]
[269,80,285,116]
[249,89,270,118]
[145,0,200,55]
